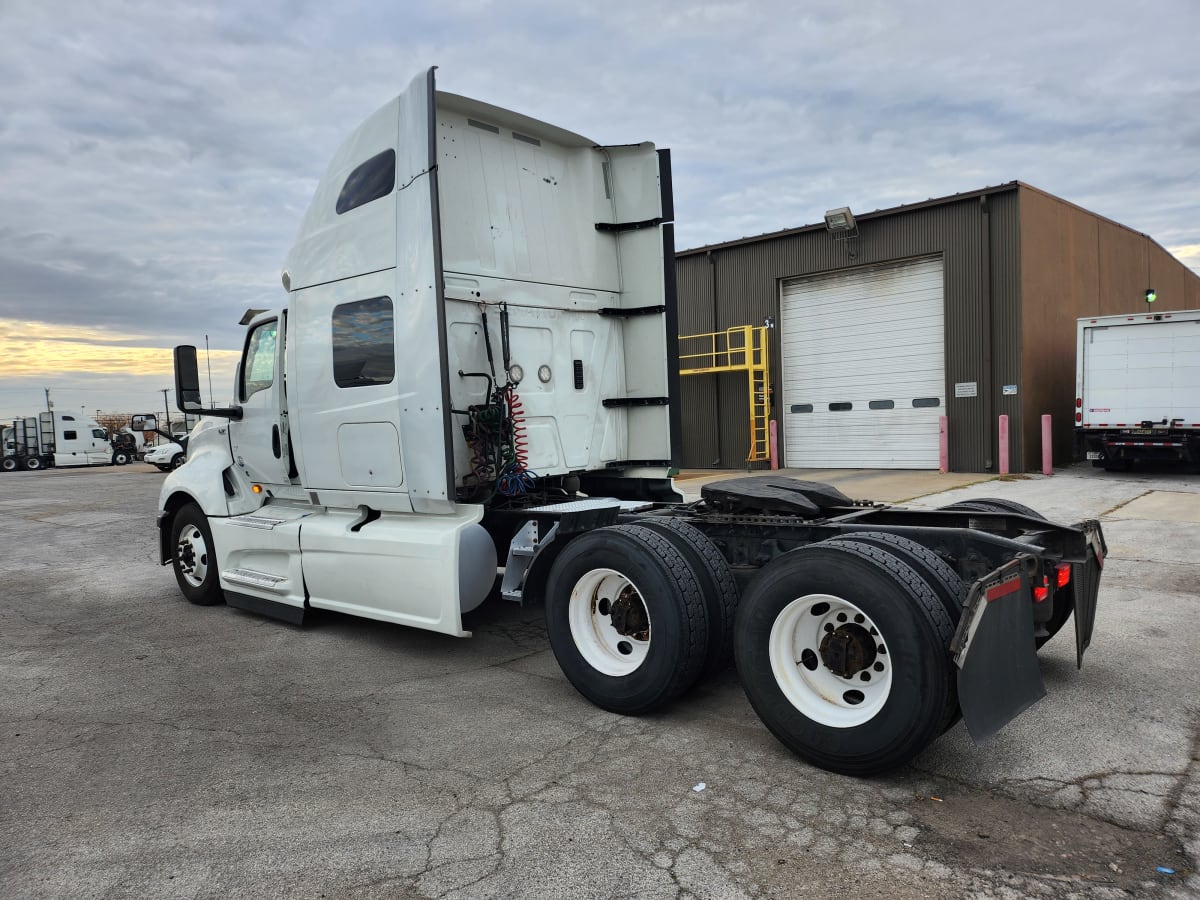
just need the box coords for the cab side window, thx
[92,429,107,439]
[332,297,394,388]
[241,320,278,402]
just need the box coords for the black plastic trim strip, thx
[226,591,306,626]
[595,217,664,233]
[597,305,666,318]
[602,397,670,408]
[602,459,672,469]
[661,221,683,469]
[427,68,457,505]
[658,148,675,224]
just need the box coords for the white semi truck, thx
[2,411,122,471]
[152,68,1106,776]
[1075,309,1200,470]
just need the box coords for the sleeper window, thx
[336,149,396,214]
[332,297,395,388]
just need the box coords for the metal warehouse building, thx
[674,181,1200,473]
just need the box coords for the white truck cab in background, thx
[3,412,116,471]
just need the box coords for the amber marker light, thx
[252,484,263,494]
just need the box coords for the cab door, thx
[85,426,112,464]
[229,311,295,487]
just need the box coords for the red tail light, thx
[1033,576,1050,603]
[1075,398,1082,408]
[1075,412,1082,423]
[1056,562,1071,588]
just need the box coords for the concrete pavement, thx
[1,461,1196,898]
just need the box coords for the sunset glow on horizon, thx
[0,319,240,378]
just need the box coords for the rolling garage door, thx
[780,256,945,468]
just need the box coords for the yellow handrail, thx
[678,326,772,462]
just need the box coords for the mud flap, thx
[1072,521,1106,668]
[951,555,1046,742]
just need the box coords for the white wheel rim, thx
[568,567,651,676]
[176,524,209,589]
[768,593,892,728]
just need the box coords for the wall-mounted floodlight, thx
[824,207,857,234]
[1145,288,1157,305]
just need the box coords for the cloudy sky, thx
[1,0,1196,421]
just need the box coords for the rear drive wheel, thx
[735,541,956,776]
[822,532,967,732]
[24,456,43,471]
[170,504,224,605]
[636,516,739,674]
[544,524,709,715]
[1,457,17,472]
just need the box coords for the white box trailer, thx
[150,67,1107,776]
[2,411,119,471]
[1075,309,1200,470]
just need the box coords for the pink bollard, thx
[769,419,779,470]
[1042,414,1053,476]
[998,414,1010,475]
[938,416,948,473]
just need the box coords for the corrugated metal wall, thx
[676,187,1024,472]
[1018,184,1200,470]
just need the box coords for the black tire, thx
[24,456,43,471]
[544,523,710,715]
[171,453,186,470]
[1,457,17,472]
[112,450,132,466]
[735,541,957,776]
[822,532,968,734]
[823,532,966,624]
[636,517,739,674]
[170,504,224,606]
[939,498,1043,518]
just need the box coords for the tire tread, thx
[637,517,739,673]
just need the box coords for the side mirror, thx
[174,346,203,412]
[130,414,157,432]
[171,345,242,420]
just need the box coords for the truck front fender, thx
[156,439,235,565]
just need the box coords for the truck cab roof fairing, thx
[284,68,438,293]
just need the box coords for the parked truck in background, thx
[149,67,1107,776]
[1075,309,1200,471]
[2,411,123,471]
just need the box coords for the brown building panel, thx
[676,182,1199,474]
[1018,184,1199,470]
[676,254,721,468]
